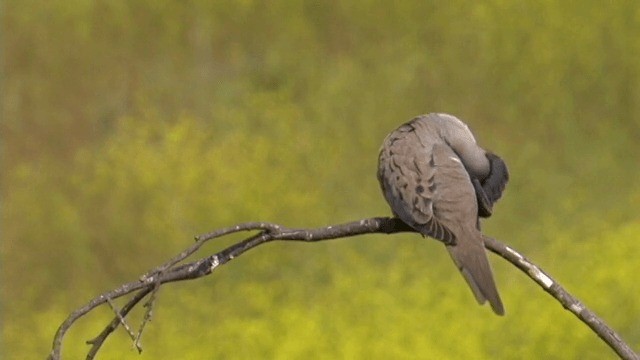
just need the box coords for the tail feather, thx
[446,233,504,315]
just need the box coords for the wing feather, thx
[378,128,464,245]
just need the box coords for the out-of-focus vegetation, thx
[2,1,640,358]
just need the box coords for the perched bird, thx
[377,113,509,315]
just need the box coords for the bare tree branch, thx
[48,218,639,360]
[482,236,638,360]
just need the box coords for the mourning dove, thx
[377,113,508,315]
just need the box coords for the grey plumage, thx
[377,113,507,315]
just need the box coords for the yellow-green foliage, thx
[2,1,640,359]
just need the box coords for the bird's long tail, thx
[446,232,504,315]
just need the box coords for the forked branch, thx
[48,217,639,360]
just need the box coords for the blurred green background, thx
[2,1,640,359]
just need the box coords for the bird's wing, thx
[430,144,505,314]
[427,143,479,231]
[378,127,459,244]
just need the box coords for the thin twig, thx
[48,218,638,360]
[84,288,152,359]
[135,282,160,352]
[104,296,139,351]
